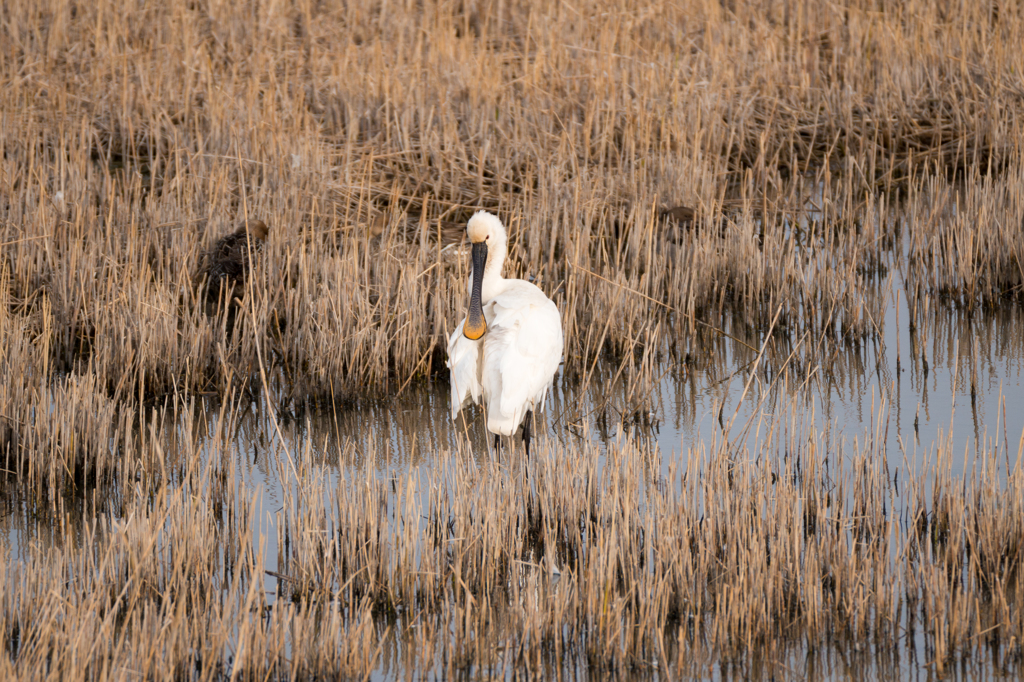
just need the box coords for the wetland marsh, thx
[2,0,1023,679]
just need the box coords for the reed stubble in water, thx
[1,0,1023,677]
[1,394,1021,679]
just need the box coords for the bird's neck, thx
[479,243,507,303]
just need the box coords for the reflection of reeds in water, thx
[1,393,1020,679]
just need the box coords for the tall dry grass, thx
[2,0,1024,676]
[3,0,1023,394]
[4,0,1024,495]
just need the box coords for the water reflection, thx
[8,277,1023,549]
[2,248,1023,679]
[192,274,1024,590]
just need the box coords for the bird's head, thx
[466,210,505,246]
[462,211,505,341]
[247,219,269,242]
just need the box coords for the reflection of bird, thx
[197,219,268,304]
[446,211,563,455]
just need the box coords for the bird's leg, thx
[521,410,533,457]
[494,433,500,452]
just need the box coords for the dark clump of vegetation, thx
[195,218,269,306]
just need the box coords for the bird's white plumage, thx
[447,212,563,439]
[448,318,481,411]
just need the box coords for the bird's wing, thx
[484,284,564,423]
[446,319,482,418]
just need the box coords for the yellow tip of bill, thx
[463,317,486,340]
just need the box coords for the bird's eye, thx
[485,235,489,240]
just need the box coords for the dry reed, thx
[2,0,1024,677]
[1,391,1021,679]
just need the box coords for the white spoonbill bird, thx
[447,211,563,455]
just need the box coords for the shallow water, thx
[3,235,1024,679]
[242,279,1023,679]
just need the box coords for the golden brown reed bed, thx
[4,0,1024,495]
[1,395,1021,679]
[3,0,1023,396]
[1,0,1024,677]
